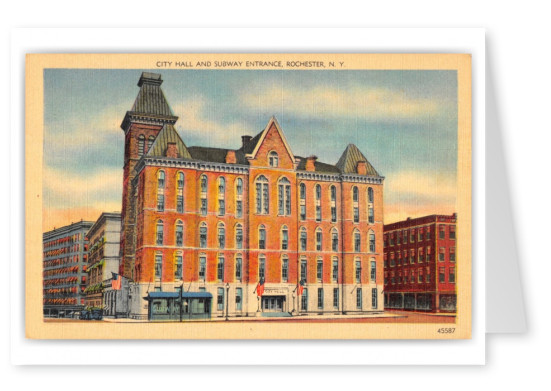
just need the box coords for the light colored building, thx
[84,212,124,316]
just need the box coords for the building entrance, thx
[262,296,285,312]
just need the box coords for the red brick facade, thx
[383,213,457,312]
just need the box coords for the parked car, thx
[90,309,103,320]
[79,310,90,320]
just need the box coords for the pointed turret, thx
[120,72,178,131]
[336,144,379,176]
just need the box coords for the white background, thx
[2,0,548,389]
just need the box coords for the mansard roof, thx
[188,146,248,165]
[295,156,341,174]
[335,144,379,176]
[147,124,191,159]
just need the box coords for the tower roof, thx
[335,144,379,176]
[131,72,175,117]
[146,124,191,159]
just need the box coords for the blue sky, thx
[43,68,457,230]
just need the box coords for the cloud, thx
[43,165,122,210]
[240,86,449,122]
[171,97,254,148]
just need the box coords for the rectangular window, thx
[410,230,415,243]
[235,288,242,311]
[355,260,361,283]
[235,257,242,281]
[353,207,359,223]
[236,200,243,218]
[332,259,338,282]
[356,288,362,309]
[217,287,224,311]
[301,288,308,311]
[450,248,456,262]
[154,254,162,278]
[370,260,376,282]
[331,207,337,222]
[199,256,206,281]
[300,231,307,251]
[217,256,224,282]
[418,270,423,283]
[316,205,321,221]
[300,205,306,220]
[316,231,322,251]
[218,228,225,249]
[426,229,431,240]
[449,267,456,283]
[439,226,446,239]
[403,230,407,244]
[259,229,266,250]
[256,183,262,214]
[259,257,265,280]
[372,288,378,309]
[368,207,374,224]
[439,248,445,262]
[157,194,164,212]
[282,258,289,282]
[176,228,183,247]
[278,185,284,215]
[282,230,288,250]
[262,183,269,214]
[439,267,445,283]
[300,259,307,282]
[199,227,207,248]
[354,233,361,253]
[333,288,339,309]
[317,260,323,282]
[236,228,243,249]
[450,226,456,240]
[317,288,324,310]
[218,200,225,216]
[177,195,184,213]
[369,235,376,253]
[175,255,183,280]
[200,198,207,216]
[285,186,291,215]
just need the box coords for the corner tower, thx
[119,72,178,278]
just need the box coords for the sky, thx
[43,68,458,231]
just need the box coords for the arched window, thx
[236,178,244,218]
[368,187,374,203]
[278,177,291,215]
[315,227,323,251]
[199,222,207,248]
[138,135,145,156]
[147,135,155,152]
[218,222,225,249]
[281,225,289,250]
[315,184,322,221]
[330,185,337,222]
[331,228,339,252]
[175,220,183,247]
[353,229,361,253]
[157,170,165,189]
[235,224,243,249]
[157,171,165,212]
[200,175,208,216]
[268,151,279,167]
[156,220,164,245]
[352,186,359,223]
[174,252,183,280]
[299,183,306,220]
[258,225,266,249]
[369,230,376,253]
[255,175,269,214]
[300,227,307,251]
[218,177,226,216]
[176,172,184,213]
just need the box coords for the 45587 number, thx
[437,328,456,334]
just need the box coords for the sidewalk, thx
[102,311,407,323]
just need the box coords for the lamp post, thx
[225,282,230,321]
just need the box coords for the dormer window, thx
[269,151,279,167]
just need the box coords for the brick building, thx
[383,213,457,313]
[120,72,385,319]
[84,212,122,314]
[43,220,93,318]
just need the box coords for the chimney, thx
[356,161,367,175]
[306,155,317,172]
[166,142,178,158]
[241,135,252,147]
[225,150,237,164]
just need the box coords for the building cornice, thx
[135,156,250,176]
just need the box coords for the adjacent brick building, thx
[120,72,385,319]
[383,213,457,312]
[43,220,93,318]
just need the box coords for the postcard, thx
[26,53,471,339]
